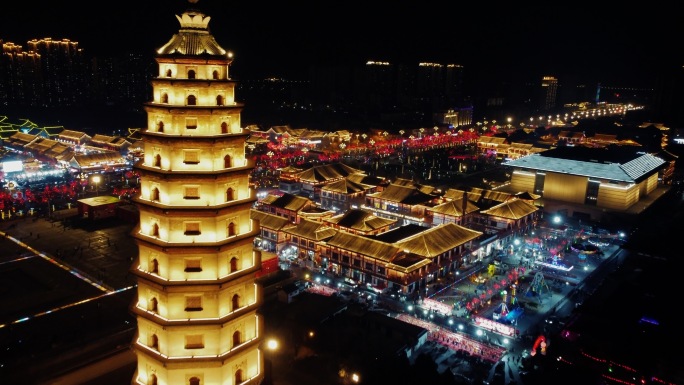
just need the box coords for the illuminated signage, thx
[473,316,516,337]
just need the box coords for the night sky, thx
[2,1,681,86]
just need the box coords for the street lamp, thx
[93,175,101,196]
[265,338,279,352]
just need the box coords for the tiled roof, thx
[325,231,401,262]
[250,209,291,230]
[480,198,539,220]
[260,193,312,211]
[296,163,363,183]
[367,183,434,205]
[395,223,482,258]
[59,129,91,139]
[321,179,369,194]
[503,147,666,183]
[427,199,480,217]
[283,219,337,241]
[325,209,396,231]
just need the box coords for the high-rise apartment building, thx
[129,3,264,385]
[0,41,42,107]
[25,38,86,107]
[540,76,558,111]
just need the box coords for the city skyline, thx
[1,1,681,87]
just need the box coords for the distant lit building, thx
[540,76,558,112]
[129,5,263,385]
[26,37,87,107]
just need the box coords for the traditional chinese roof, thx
[58,129,91,140]
[480,189,514,203]
[250,209,292,230]
[480,198,539,220]
[395,223,482,258]
[7,132,39,146]
[478,136,507,144]
[156,6,230,57]
[260,193,313,212]
[43,126,64,137]
[346,173,386,187]
[296,163,364,183]
[325,231,402,262]
[69,151,127,167]
[44,143,73,160]
[503,146,667,183]
[514,191,541,201]
[90,134,117,144]
[392,178,416,187]
[25,138,58,154]
[324,209,396,232]
[298,130,328,139]
[427,199,480,217]
[367,183,435,205]
[282,219,337,241]
[278,165,304,174]
[368,224,427,243]
[321,178,370,194]
[388,254,433,272]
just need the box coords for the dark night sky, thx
[2,1,681,87]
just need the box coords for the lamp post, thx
[93,175,101,196]
[263,338,279,385]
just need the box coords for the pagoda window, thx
[216,95,224,106]
[226,187,234,201]
[165,69,172,77]
[149,374,158,385]
[187,95,197,105]
[161,93,168,103]
[186,117,198,130]
[157,121,164,132]
[221,122,229,134]
[183,186,200,199]
[150,334,159,350]
[185,296,202,311]
[151,258,159,274]
[232,330,241,348]
[223,154,231,168]
[234,370,243,385]
[149,297,158,313]
[187,69,196,79]
[184,258,202,272]
[185,335,204,349]
[228,222,237,237]
[230,256,239,273]
[184,222,201,236]
[212,70,219,80]
[151,222,160,237]
[153,154,161,168]
[231,293,240,311]
[183,151,200,164]
[189,377,200,385]
[151,187,160,202]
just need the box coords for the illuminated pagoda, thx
[129,1,264,384]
